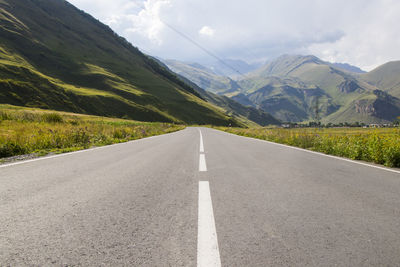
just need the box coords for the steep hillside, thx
[323,90,400,123]
[361,61,400,98]
[234,77,337,122]
[0,0,241,126]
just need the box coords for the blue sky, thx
[68,0,400,70]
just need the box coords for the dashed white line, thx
[197,181,221,267]
[199,154,207,172]
[199,130,205,153]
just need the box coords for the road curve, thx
[1,127,400,266]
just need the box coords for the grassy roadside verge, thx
[0,104,185,161]
[214,126,400,168]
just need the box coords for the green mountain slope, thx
[323,90,400,123]
[0,0,242,126]
[236,55,400,123]
[234,77,337,122]
[361,61,400,98]
[248,55,375,98]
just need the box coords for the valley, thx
[165,55,400,124]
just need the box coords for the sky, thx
[68,0,400,71]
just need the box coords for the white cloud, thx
[199,26,215,37]
[124,0,170,46]
[67,0,400,69]
[307,0,400,70]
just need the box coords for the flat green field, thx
[0,104,184,160]
[217,126,400,168]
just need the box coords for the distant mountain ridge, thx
[156,59,280,126]
[172,74,281,126]
[332,63,366,74]
[164,59,242,95]
[206,59,261,77]
[166,55,400,123]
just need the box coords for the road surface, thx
[1,127,400,266]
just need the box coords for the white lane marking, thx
[0,147,103,169]
[216,129,400,175]
[198,181,221,267]
[0,130,182,169]
[199,154,207,172]
[199,130,205,153]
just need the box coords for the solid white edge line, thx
[0,130,182,169]
[199,154,207,172]
[199,130,205,153]
[215,129,400,175]
[197,181,221,267]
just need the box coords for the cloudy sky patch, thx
[68,0,400,70]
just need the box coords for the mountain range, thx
[0,0,280,127]
[1,0,399,126]
[165,55,400,123]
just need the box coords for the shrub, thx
[0,142,26,157]
[0,111,11,121]
[42,113,64,123]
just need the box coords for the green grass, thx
[216,126,400,168]
[0,105,185,158]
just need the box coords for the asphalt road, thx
[1,127,400,266]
